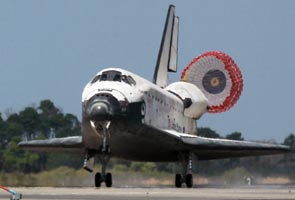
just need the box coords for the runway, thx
[1,186,295,200]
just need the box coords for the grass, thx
[0,166,291,187]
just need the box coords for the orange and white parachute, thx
[181,51,243,113]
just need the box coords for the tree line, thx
[0,99,294,180]
[0,99,82,173]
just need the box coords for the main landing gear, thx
[175,153,196,188]
[175,173,193,188]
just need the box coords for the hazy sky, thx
[0,1,294,142]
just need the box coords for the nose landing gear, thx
[95,144,112,187]
[95,121,113,187]
[84,121,113,187]
[95,172,112,187]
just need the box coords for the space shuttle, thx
[19,5,289,188]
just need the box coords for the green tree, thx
[38,99,61,138]
[56,113,81,137]
[226,132,244,141]
[38,99,59,117]
[0,99,85,173]
[2,137,39,173]
[0,113,8,149]
[284,133,295,151]
[19,107,40,139]
[283,133,295,182]
[197,127,221,138]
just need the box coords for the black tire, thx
[175,174,182,188]
[95,172,102,187]
[105,173,112,187]
[185,174,193,188]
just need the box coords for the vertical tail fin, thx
[153,5,179,88]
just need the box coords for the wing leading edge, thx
[164,129,289,160]
[18,136,83,153]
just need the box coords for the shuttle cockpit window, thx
[90,70,136,85]
[91,75,101,84]
[122,75,136,86]
[102,70,122,81]
[91,70,121,83]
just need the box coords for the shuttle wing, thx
[163,129,289,160]
[18,136,83,153]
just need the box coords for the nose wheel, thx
[95,172,112,187]
[88,152,112,188]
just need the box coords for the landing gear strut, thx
[95,121,112,187]
[84,121,113,187]
[175,152,196,188]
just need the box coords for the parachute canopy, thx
[181,51,243,113]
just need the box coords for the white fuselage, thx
[81,68,207,161]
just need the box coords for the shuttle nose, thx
[85,92,128,121]
[88,101,112,121]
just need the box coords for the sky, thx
[0,0,294,142]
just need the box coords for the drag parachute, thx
[181,51,243,113]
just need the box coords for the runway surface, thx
[1,185,295,200]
